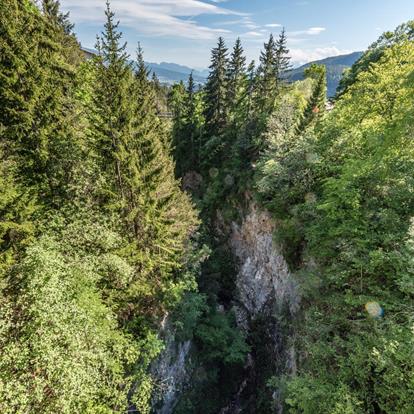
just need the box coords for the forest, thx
[0,1,413,413]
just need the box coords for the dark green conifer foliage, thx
[42,0,74,34]
[256,34,278,114]
[0,0,75,198]
[170,81,187,139]
[203,37,229,136]
[151,71,161,90]
[298,64,327,131]
[127,44,199,315]
[246,60,257,119]
[93,0,133,203]
[227,38,247,130]
[275,28,291,84]
[185,72,198,166]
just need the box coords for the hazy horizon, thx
[61,0,414,68]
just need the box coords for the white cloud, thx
[244,31,263,37]
[265,23,282,28]
[307,27,326,35]
[289,27,326,37]
[61,0,242,40]
[290,46,351,65]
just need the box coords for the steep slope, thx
[288,51,363,96]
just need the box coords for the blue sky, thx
[60,0,414,68]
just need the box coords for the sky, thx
[60,0,414,69]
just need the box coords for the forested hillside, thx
[169,19,414,414]
[0,1,413,413]
[287,51,363,97]
[0,1,199,412]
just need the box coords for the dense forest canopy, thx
[0,1,413,413]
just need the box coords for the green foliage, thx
[297,64,327,132]
[337,20,414,96]
[204,37,229,136]
[195,310,249,365]
[172,292,208,342]
[257,35,414,413]
[0,232,138,413]
[172,73,205,176]
[0,2,200,412]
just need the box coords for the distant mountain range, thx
[81,46,363,96]
[148,52,364,97]
[288,52,364,97]
[146,61,208,85]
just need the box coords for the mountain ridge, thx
[81,46,362,95]
[288,51,364,96]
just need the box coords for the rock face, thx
[151,317,192,414]
[230,203,300,327]
[150,201,299,413]
[227,202,300,413]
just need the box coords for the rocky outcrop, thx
[151,317,192,414]
[230,203,300,328]
[150,201,300,414]
[226,202,300,413]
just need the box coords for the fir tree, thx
[298,64,327,131]
[246,60,257,119]
[152,71,161,90]
[136,42,148,79]
[256,34,278,115]
[42,0,74,34]
[275,28,291,85]
[0,0,79,202]
[226,37,247,118]
[92,0,133,202]
[170,81,188,175]
[203,37,229,136]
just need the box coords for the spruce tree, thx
[246,60,257,119]
[297,64,327,132]
[173,72,204,175]
[203,37,229,136]
[186,71,198,166]
[227,38,247,113]
[226,38,248,133]
[42,0,74,34]
[152,71,161,89]
[92,0,133,203]
[275,28,291,84]
[0,0,79,203]
[256,34,278,115]
[125,44,198,309]
[171,81,188,176]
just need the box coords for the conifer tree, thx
[246,60,257,119]
[275,28,291,85]
[256,34,278,115]
[203,37,229,136]
[42,0,74,34]
[185,72,197,166]
[297,64,327,132]
[226,38,247,116]
[125,44,198,310]
[227,38,248,133]
[152,71,161,89]
[170,81,187,135]
[0,0,79,203]
[92,0,133,202]
[171,81,189,175]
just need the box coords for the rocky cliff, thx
[151,200,300,413]
[230,203,300,327]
